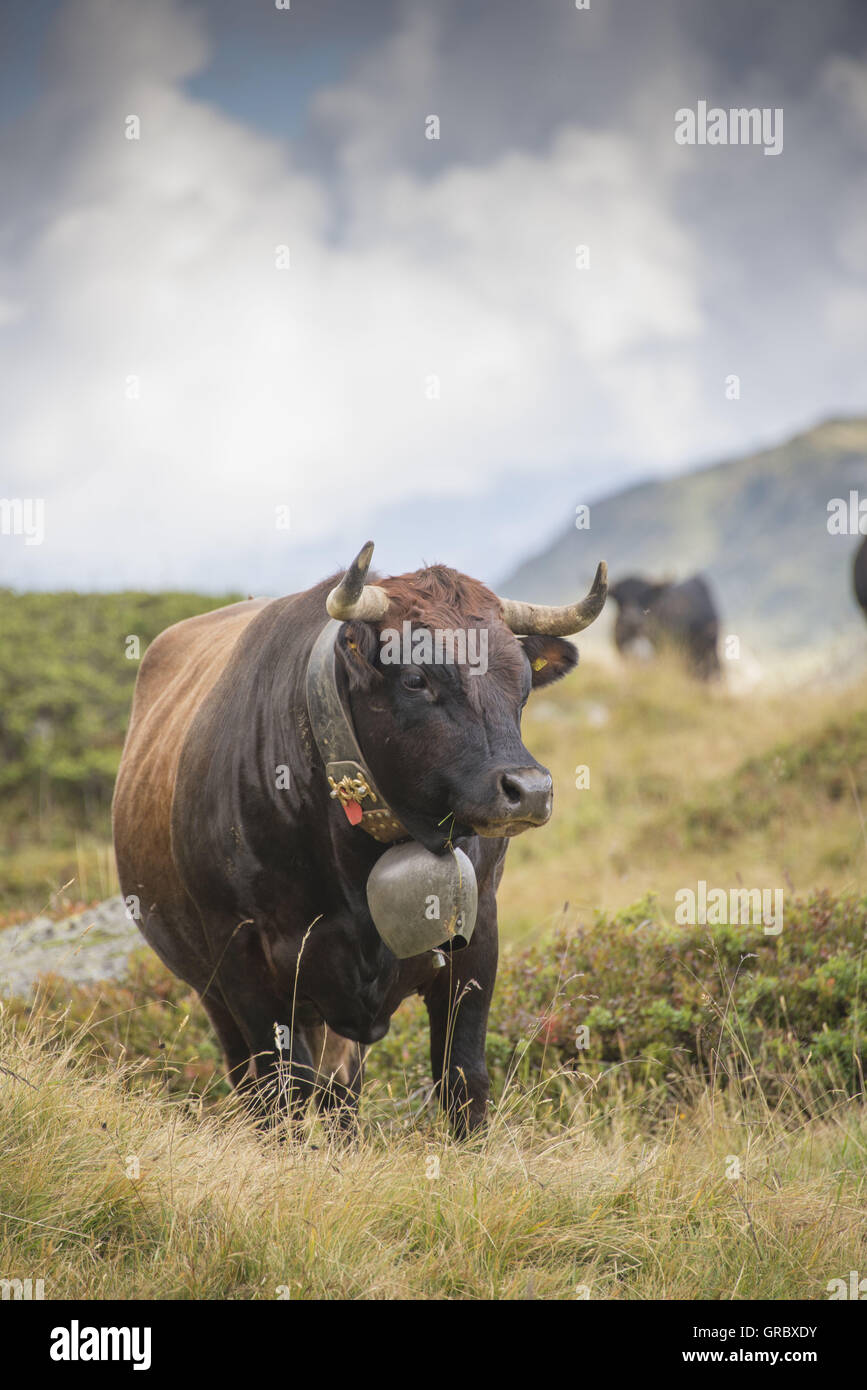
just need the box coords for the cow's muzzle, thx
[470,765,553,836]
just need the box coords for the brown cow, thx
[113,544,606,1134]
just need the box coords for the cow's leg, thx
[305,1025,365,1134]
[201,987,318,1131]
[423,952,495,1137]
[201,991,255,1092]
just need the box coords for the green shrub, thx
[0,589,239,828]
[8,893,863,1110]
[371,892,866,1105]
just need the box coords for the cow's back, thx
[112,598,271,941]
[657,576,717,634]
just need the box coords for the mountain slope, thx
[501,417,867,656]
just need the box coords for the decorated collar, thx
[305,619,408,844]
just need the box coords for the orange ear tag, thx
[344,800,363,826]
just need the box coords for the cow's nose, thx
[498,767,553,824]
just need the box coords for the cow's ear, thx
[335,620,382,689]
[519,635,578,688]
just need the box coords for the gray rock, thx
[0,895,144,999]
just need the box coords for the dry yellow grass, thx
[0,1012,864,1300]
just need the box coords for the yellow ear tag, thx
[532,657,548,671]
[347,640,357,650]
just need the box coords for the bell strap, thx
[305,619,408,844]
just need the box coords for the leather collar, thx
[305,619,409,844]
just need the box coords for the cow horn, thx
[498,561,608,635]
[326,541,390,621]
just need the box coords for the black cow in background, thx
[609,574,721,680]
[854,536,867,620]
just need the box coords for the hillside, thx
[0,589,240,912]
[501,417,867,658]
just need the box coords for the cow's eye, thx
[401,668,426,691]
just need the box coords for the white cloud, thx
[1,0,866,590]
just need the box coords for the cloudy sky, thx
[1,0,866,593]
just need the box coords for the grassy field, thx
[504,654,867,941]
[1,603,866,1300]
[1,1008,864,1300]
